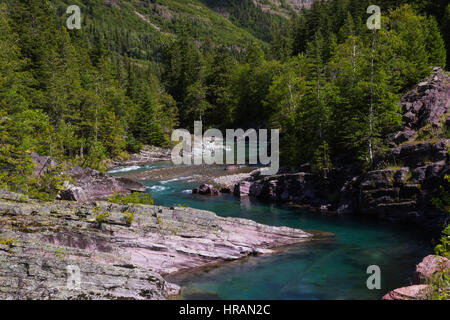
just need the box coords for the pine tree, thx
[425,15,447,68]
[204,47,236,127]
[133,85,165,147]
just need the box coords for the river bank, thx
[0,189,318,300]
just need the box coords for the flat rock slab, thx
[0,195,314,300]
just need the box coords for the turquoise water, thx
[110,162,433,300]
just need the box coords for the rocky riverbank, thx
[382,255,450,300]
[32,153,147,203]
[107,145,172,170]
[0,189,316,300]
[197,68,450,231]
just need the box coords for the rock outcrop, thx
[382,285,429,300]
[382,254,449,300]
[337,69,450,228]
[107,145,171,169]
[58,165,146,202]
[390,67,450,145]
[32,153,147,202]
[338,139,449,228]
[0,191,314,300]
[192,184,221,196]
[414,254,450,283]
[235,172,327,206]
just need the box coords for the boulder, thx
[382,285,429,300]
[31,153,147,202]
[192,184,221,196]
[234,180,253,197]
[415,255,450,283]
[220,187,232,194]
[58,165,146,202]
[31,153,57,176]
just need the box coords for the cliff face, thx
[340,68,449,228]
[234,68,450,230]
[0,190,313,300]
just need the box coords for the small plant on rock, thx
[108,191,154,205]
[122,210,135,226]
[0,237,17,248]
[93,206,110,225]
[0,237,17,253]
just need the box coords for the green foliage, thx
[0,0,448,199]
[54,247,67,259]
[27,164,68,201]
[432,174,450,258]
[93,206,110,224]
[312,142,333,174]
[434,224,450,258]
[125,135,143,154]
[0,237,17,248]
[108,191,154,205]
[432,175,450,215]
[122,210,135,226]
[202,0,287,43]
[427,258,450,300]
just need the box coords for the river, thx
[109,161,433,300]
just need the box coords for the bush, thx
[0,237,17,248]
[93,206,110,224]
[108,191,154,205]
[434,224,450,258]
[428,261,450,300]
[122,210,135,226]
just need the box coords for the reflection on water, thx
[112,162,433,300]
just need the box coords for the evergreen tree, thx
[204,47,236,127]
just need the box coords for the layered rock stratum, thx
[0,190,313,300]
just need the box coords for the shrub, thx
[93,206,110,224]
[108,191,154,205]
[434,224,450,258]
[427,261,450,300]
[0,237,17,247]
[122,210,135,226]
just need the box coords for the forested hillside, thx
[0,0,448,200]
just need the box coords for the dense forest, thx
[0,0,448,199]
